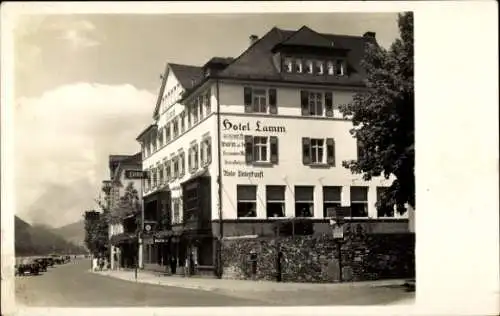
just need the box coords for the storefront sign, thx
[153,237,168,243]
[222,119,286,133]
[223,169,264,178]
[125,170,148,179]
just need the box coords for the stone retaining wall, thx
[221,229,415,283]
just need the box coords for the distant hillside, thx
[53,219,86,248]
[15,216,87,256]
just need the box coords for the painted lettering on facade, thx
[223,169,264,178]
[222,119,286,133]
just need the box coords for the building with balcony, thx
[136,26,409,277]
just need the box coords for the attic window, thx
[295,59,303,73]
[306,60,313,74]
[284,58,293,73]
[327,61,334,75]
[315,61,324,75]
[335,60,345,76]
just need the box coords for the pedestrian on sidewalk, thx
[170,256,177,275]
[92,256,98,272]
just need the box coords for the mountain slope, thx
[15,216,86,256]
[53,220,86,247]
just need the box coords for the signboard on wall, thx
[125,170,148,179]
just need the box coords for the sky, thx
[12,12,400,228]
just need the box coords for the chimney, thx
[363,31,376,39]
[249,34,259,46]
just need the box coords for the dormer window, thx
[295,59,303,73]
[315,61,324,74]
[284,58,293,73]
[327,61,334,75]
[306,60,313,74]
[335,60,345,76]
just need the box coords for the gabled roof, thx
[136,124,157,142]
[278,25,335,48]
[169,63,204,90]
[152,63,203,119]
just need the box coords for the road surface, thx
[15,259,413,307]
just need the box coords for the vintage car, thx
[15,258,41,276]
[33,257,49,272]
[49,254,65,264]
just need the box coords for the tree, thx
[84,210,109,256]
[340,12,414,214]
[108,182,141,225]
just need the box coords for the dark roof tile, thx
[169,63,204,90]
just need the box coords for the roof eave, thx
[136,124,157,142]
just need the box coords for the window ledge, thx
[308,163,331,169]
[237,217,258,220]
[252,161,274,167]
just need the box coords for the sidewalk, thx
[90,268,409,293]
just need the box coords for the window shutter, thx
[326,138,335,166]
[269,88,277,114]
[188,148,192,172]
[301,91,309,115]
[244,135,254,164]
[302,137,311,165]
[200,141,205,166]
[206,137,212,164]
[325,92,333,117]
[270,136,279,164]
[244,87,253,113]
[194,144,199,169]
[179,153,185,177]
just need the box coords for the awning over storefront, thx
[110,233,136,245]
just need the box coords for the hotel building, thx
[136,26,409,276]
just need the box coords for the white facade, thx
[141,78,407,225]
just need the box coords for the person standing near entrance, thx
[170,255,177,275]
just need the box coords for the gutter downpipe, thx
[216,78,224,279]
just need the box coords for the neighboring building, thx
[136,26,409,277]
[105,153,144,270]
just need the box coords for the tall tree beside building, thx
[83,210,108,255]
[340,12,414,213]
[109,182,141,224]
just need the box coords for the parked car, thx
[33,257,49,272]
[50,254,65,264]
[15,258,41,276]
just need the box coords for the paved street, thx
[15,259,414,307]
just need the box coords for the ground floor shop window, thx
[294,186,314,217]
[266,185,285,217]
[237,185,257,218]
[323,186,342,217]
[350,186,368,217]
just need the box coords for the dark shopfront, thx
[142,189,171,270]
[167,174,215,276]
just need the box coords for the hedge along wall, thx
[221,228,415,283]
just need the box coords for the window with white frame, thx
[244,135,279,164]
[376,187,394,217]
[203,91,211,114]
[315,61,324,74]
[187,106,192,128]
[295,59,303,73]
[198,96,204,120]
[173,156,179,179]
[165,124,171,142]
[323,186,342,217]
[237,185,257,218]
[158,129,164,147]
[306,60,313,74]
[165,160,171,183]
[266,185,285,217]
[191,102,198,124]
[310,138,324,164]
[189,143,199,172]
[284,58,293,72]
[300,91,323,116]
[173,119,179,138]
[335,59,345,76]
[158,163,164,185]
[172,198,181,224]
[243,87,277,114]
[200,136,212,167]
[178,150,185,178]
[152,167,158,188]
[327,61,334,75]
[151,133,157,152]
[350,186,368,217]
[252,136,268,162]
[294,186,314,217]
[180,111,186,133]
